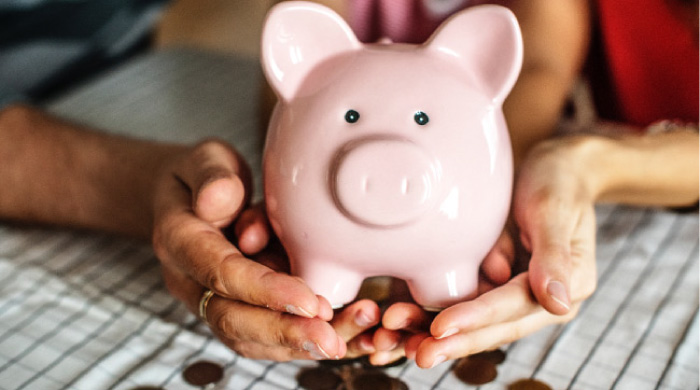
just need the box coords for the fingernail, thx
[436,328,458,340]
[359,338,375,352]
[372,351,391,366]
[547,280,571,311]
[355,309,375,327]
[286,304,314,318]
[430,355,447,369]
[394,319,411,330]
[303,341,331,360]
[383,340,399,351]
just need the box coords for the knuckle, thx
[206,264,230,296]
[214,309,243,342]
[233,343,255,359]
[195,137,227,152]
[506,325,524,345]
[151,228,167,261]
[151,216,183,263]
[272,321,299,349]
[473,298,496,323]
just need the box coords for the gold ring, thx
[198,289,215,324]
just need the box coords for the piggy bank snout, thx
[330,138,439,227]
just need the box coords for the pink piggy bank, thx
[261,2,522,310]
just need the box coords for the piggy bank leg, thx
[405,266,480,311]
[292,259,365,309]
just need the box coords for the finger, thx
[480,229,515,286]
[160,262,204,314]
[206,294,345,360]
[176,140,251,226]
[369,328,408,366]
[252,238,291,273]
[225,342,301,361]
[430,273,539,338]
[382,302,432,332]
[404,332,430,360]
[316,295,335,322]
[230,335,345,361]
[234,205,270,255]
[331,299,380,341]
[159,212,324,318]
[517,199,576,315]
[345,332,377,358]
[368,348,407,366]
[415,306,579,369]
[373,327,403,351]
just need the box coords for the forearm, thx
[562,131,699,207]
[502,0,591,166]
[0,104,185,238]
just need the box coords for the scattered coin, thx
[182,360,224,387]
[453,357,498,385]
[297,366,343,390]
[508,378,553,390]
[470,349,507,365]
[349,371,407,390]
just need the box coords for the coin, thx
[182,360,224,387]
[453,357,498,385]
[297,366,343,390]
[349,371,401,390]
[508,378,553,390]
[470,349,507,365]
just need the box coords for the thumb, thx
[517,199,574,316]
[176,140,251,227]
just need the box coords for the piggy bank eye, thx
[345,109,360,124]
[414,111,429,126]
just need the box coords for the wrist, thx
[524,135,611,202]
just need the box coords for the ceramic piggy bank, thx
[261,2,522,309]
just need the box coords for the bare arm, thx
[577,129,699,207]
[0,104,183,237]
[502,0,591,166]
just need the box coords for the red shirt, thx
[594,0,699,126]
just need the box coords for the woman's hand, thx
[381,136,601,368]
[151,139,344,361]
[368,245,517,367]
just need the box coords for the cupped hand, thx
[151,139,342,361]
[369,256,513,366]
[382,137,600,368]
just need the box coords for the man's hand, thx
[151,139,345,361]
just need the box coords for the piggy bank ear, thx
[261,1,360,101]
[426,5,523,103]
